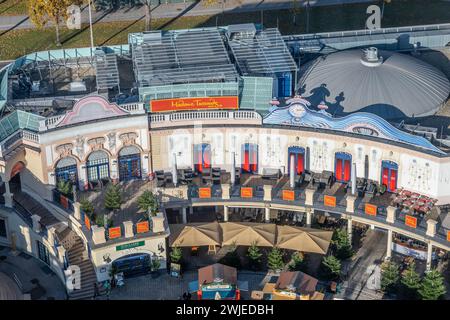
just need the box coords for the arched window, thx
[335,152,352,182]
[55,157,78,185]
[86,150,110,183]
[118,145,141,181]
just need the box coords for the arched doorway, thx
[193,143,211,173]
[287,146,305,175]
[9,161,25,191]
[381,160,398,192]
[55,157,78,186]
[111,253,151,277]
[118,145,142,181]
[335,152,352,182]
[241,143,258,174]
[86,150,110,183]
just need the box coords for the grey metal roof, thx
[299,49,450,119]
[132,29,239,87]
[228,28,298,76]
[95,49,120,91]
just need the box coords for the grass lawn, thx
[0,0,27,16]
[0,0,449,60]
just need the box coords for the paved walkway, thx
[0,246,67,300]
[0,0,375,31]
[100,269,267,300]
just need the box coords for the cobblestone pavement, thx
[0,246,67,300]
[100,270,267,300]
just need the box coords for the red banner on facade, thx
[150,96,238,112]
[241,187,253,198]
[199,187,212,199]
[84,215,91,230]
[365,203,377,216]
[405,215,417,228]
[60,195,69,210]
[324,195,336,207]
[447,231,450,242]
[282,190,295,201]
[136,221,150,234]
[108,227,122,239]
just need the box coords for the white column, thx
[306,209,312,227]
[172,153,178,186]
[289,153,295,188]
[224,205,229,222]
[265,207,270,223]
[3,181,13,208]
[231,152,236,185]
[426,243,433,271]
[110,158,118,182]
[181,207,187,224]
[386,229,393,260]
[73,202,81,220]
[189,206,194,215]
[347,218,352,244]
[351,162,357,195]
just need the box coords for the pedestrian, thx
[182,292,187,300]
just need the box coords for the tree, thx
[267,247,284,272]
[401,262,421,299]
[138,190,158,216]
[80,198,95,217]
[288,251,305,272]
[28,0,82,45]
[170,246,182,264]
[247,242,262,270]
[104,184,122,211]
[381,261,400,294]
[220,243,241,269]
[332,228,353,260]
[57,180,72,196]
[418,269,446,300]
[321,255,341,280]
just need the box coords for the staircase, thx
[57,227,102,300]
[13,190,102,300]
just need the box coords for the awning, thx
[170,221,222,247]
[276,225,333,254]
[221,222,276,247]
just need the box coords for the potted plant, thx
[150,258,161,278]
[138,190,158,218]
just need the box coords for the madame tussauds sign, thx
[150,96,238,112]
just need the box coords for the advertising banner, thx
[136,221,150,234]
[150,96,238,112]
[108,227,122,239]
[199,187,212,199]
[405,215,417,228]
[241,187,253,198]
[282,190,295,201]
[324,195,336,207]
[365,203,377,216]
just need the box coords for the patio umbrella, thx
[276,225,333,254]
[0,272,23,300]
[170,222,221,247]
[221,222,276,247]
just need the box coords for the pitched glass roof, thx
[0,110,43,142]
[132,29,239,87]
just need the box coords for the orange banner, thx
[84,215,91,230]
[150,96,238,112]
[405,215,417,228]
[241,187,253,198]
[324,195,336,207]
[108,227,121,239]
[136,221,150,234]
[447,231,450,242]
[365,203,377,216]
[282,190,295,201]
[199,187,212,199]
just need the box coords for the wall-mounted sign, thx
[136,221,150,234]
[365,203,377,216]
[150,96,238,112]
[405,215,417,228]
[241,187,253,198]
[282,190,295,201]
[84,215,91,230]
[199,187,212,199]
[108,227,122,239]
[116,240,145,251]
[447,231,450,242]
[324,195,336,207]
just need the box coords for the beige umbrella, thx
[170,222,221,247]
[276,225,333,254]
[221,222,276,247]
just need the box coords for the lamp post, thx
[88,0,95,54]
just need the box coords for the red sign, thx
[365,203,377,216]
[199,187,211,199]
[136,221,150,234]
[60,195,69,210]
[84,215,91,230]
[241,187,253,198]
[447,231,450,242]
[405,215,417,229]
[150,96,239,112]
[282,190,295,201]
[108,227,122,239]
[324,195,336,207]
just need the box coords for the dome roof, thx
[299,48,450,119]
